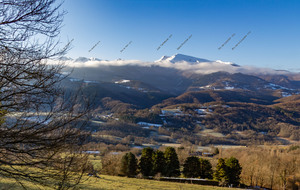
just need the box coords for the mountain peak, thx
[156,54,211,64]
[74,57,101,62]
[155,55,170,62]
[90,57,102,61]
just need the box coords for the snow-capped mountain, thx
[155,54,211,64]
[54,54,296,77]
[65,54,238,68]
[155,53,239,67]
[74,57,102,62]
[74,57,90,62]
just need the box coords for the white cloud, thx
[47,57,292,75]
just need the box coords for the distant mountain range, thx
[55,54,300,109]
[57,53,292,75]
[56,54,300,143]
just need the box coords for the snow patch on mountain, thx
[215,60,239,67]
[265,83,291,90]
[155,55,170,62]
[115,79,131,84]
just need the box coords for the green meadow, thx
[0,175,234,190]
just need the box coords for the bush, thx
[101,154,122,175]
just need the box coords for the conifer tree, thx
[152,150,166,175]
[164,147,180,177]
[225,157,242,186]
[139,147,154,176]
[199,158,213,179]
[183,156,200,178]
[120,152,138,177]
[214,158,228,183]
[214,157,242,187]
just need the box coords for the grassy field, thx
[0,175,234,190]
[78,175,232,190]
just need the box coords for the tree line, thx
[119,147,242,187]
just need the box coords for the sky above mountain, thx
[60,0,300,71]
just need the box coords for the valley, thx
[57,54,300,150]
[2,1,300,189]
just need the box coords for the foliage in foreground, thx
[0,0,89,188]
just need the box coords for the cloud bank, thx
[48,56,292,75]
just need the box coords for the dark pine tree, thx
[120,152,138,177]
[152,150,166,176]
[139,147,154,176]
[164,147,180,177]
[225,157,242,186]
[120,154,129,176]
[183,156,200,178]
[199,158,213,179]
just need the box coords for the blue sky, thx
[60,0,300,70]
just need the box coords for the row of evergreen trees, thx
[120,147,180,177]
[120,147,242,186]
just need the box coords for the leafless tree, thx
[0,0,90,189]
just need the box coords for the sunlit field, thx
[0,175,233,190]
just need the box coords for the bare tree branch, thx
[0,0,90,189]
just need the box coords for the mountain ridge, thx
[56,54,298,76]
